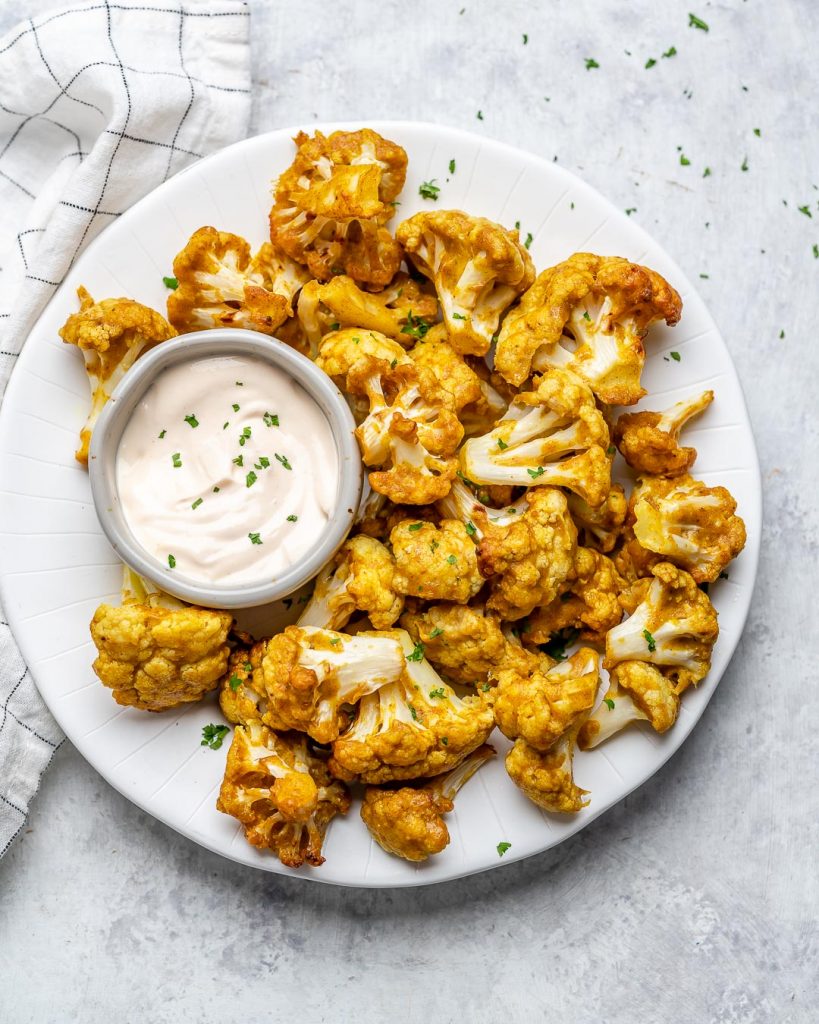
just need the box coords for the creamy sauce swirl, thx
[116,355,338,585]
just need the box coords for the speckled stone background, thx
[1,1,817,1022]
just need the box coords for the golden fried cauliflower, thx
[494,252,682,399]
[494,647,599,751]
[527,548,625,645]
[330,631,494,783]
[167,227,308,334]
[578,661,680,749]
[90,601,232,711]
[59,286,177,463]
[605,561,719,693]
[390,518,483,603]
[460,367,611,505]
[567,485,628,554]
[613,389,714,476]
[400,602,545,687]
[216,721,350,868]
[219,641,269,726]
[270,129,406,286]
[297,273,438,356]
[396,210,535,355]
[631,472,746,583]
[297,536,403,630]
[257,626,406,743]
[505,731,589,814]
[321,332,463,504]
[475,487,578,621]
[360,744,495,861]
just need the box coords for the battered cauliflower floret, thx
[494,252,682,399]
[345,355,463,505]
[400,602,545,687]
[270,129,406,286]
[494,647,599,751]
[474,487,578,621]
[605,561,719,693]
[166,227,307,334]
[90,600,232,711]
[527,548,625,645]
[505,731,589,814]
[460,368,611,506]
[297,536,403,630]
[396,210,535,355]
[390,518,483,603]
[297,273,438,356]
[613,390,714,477]
[631,472,747,583]
[258,626,406,743]
[578,661,680,749]
[59,286,177,463]
[216,721,351,868]
[330,630,494,783]
[316,327,411,387]
[219,641,269,726]
[360,744,495,861]
[567,485,628,553]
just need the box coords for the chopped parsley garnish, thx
[741,156,749,172]
[688,12,709,31]
[452,312,467,320]
[248,532,262,545]
[232,403,240,412]
[465,520,477,537]
[171,452,182,468]
[201,724,230,750]
[540,627,579,661]
[584,57,600,70]
[258,456,270,469]
[213,486,220,492]
[813,245,819,259]
[233,455,244,467]
[680,153,691,166]
[223,422,229,430]
[441,736,449,746]
[158,429,166,439]
[497,842,512,857]
[643,628,656,652]
[645,58,656,69]
[514,220,521,230]
[448,158,456,174]
[239,426,251,446]
[798,205,812,218]
[582,311,591,321]
[163,276,178,290]
[329,638,341,645]
[429,687,446,699]
[419,179,441,201]
[274,453,292,470]
[408,522,424,531]
[229,674,242,692]
[670,351,681,361]
[446,554,457,565]
[662,46,677,58]
[286,514,298,522]
[497,438,509,450]
[703,167,712,177]
[408,704,419,721]
[476,110,484,120]
[607,445,616,456]
[429,627,445,639]
[329,321,340,331]
[625,207,637,216]
[246,471,258,488]
[522,33,528,44]
[527,466,545,479]
[167,554,176,569]
[524,232,533,249]
[407,641,425,662]
[263,411,279,427]
[235,381,244,387]
[184,414,199,428]
[719,570,730,580]
[403,310,431,339]
[604,698,616,710]
[191,497,203,510]
[753,128,761,137]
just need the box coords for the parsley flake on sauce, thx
[171,452,182,468]
[167,554,176,569]
[274,453,292,470]
[184,414,199,428]
[248,532,262,545]
[263,412,279,427]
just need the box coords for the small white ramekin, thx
[88,329,363,609]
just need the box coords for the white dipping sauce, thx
[116,355,339,586]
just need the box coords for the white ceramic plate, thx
[0,122,761,887]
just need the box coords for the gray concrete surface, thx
[1,1,817,1022]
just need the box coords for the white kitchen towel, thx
[0,0,251,857]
